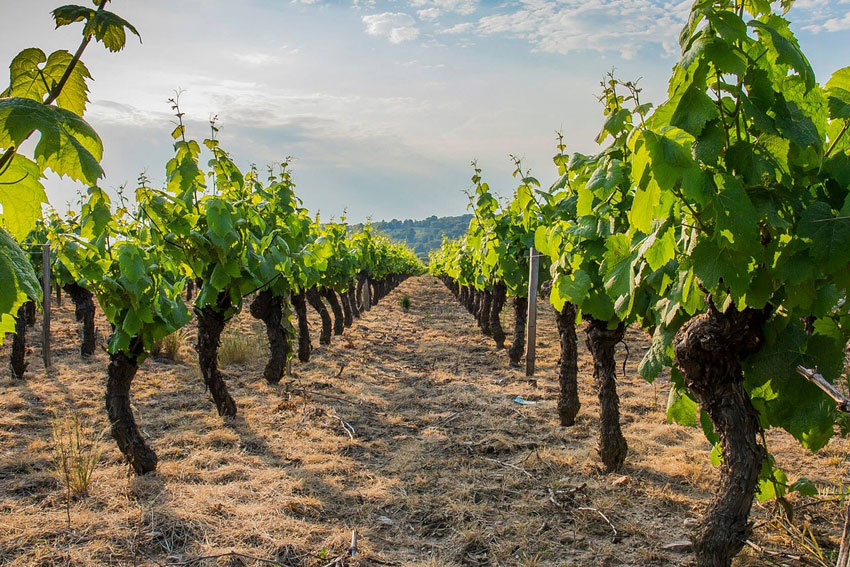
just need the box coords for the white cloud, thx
[410,0,478,17]
[418,7,442,20]
[440,22,474,35]
[473,0,692,56]
[822,11,850,30]
[362,12,420,43]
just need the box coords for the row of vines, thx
[0,2,423,476]
[430,1,850,566]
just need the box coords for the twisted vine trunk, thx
[348,283,360,319]
[186,279,195,302]
[341,288,353,327]
[556,302,579,426]
[585,319,627,471]
[306,287,332,345]
[371,278,382,305]
[489,283,507,349]
[508,296,527,366]
[64,283,96,357]
[322,288,345,336]
[472,290,482,321]
[25,300,36,326]
[357,272,371,311]
[250,290,290,384]
[197,291,237,417]
[10,304,27,379]
[479,291,493,337]
[292,291,312,362]
[106,337,157,475]
[674,306,767,567]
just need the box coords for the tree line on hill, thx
[350,214,472,260]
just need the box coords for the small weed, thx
[399,295,412,312]
[50,411,103,499]
[219,332,267,367]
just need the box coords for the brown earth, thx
[0,275,847,566]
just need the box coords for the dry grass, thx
[218,330,267,367]
[0,276,847,566]
[151,329,188,362]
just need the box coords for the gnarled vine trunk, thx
[556,302,579,426]
[348,283,360,319]
[250,289,290,384]
[371,278,382,305]
[585,319,627,471]
[10,304,27,379]
[106,337,157,475]
[508,296,527,366]
[25,300,36,326]
[674,306,767,567]
[306,287,332,345]
[291,291,312,362]
[489,283,507,349]
[64,283,96,357]
[197,291,237,417]
[479,291,493,337]
[341,288,353,327]
[322,288,345,336]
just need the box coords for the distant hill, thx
[352,214,472,260]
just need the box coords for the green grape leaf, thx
[118,245,146,284]
[749,17,815,92]
[0,97,103,184]
[667,384,698,427]
[670,83,719,136]
[52,6,141,53]
[551,270,592,311]
[798,201,850,264]
[0,154,47,240]
[825,67,850,120]
[0,228,42,344]
[6,49,92,116]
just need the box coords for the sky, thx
[3,0,850,223]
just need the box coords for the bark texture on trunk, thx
[508,296,527,366]
[556,302,580,426]
[306,287,332,345]
[585,319,627,472]
[10,304,27,379]
[64,283,96,357]
[322,288,345,335]
[197,291,237,417]
[348,283,360,318]
[489,283,507,349]
[674,306,767,567]
[250,290,290,384]
[106,337,157,475]
[292,291,312,362]
[25,300,36,326]
[479,291,493,337]
[341,288,353,327]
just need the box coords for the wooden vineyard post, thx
[42,242,52,369]
[796,366,850,567]
[526,246,539,377]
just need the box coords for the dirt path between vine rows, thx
[0,275,847,566]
